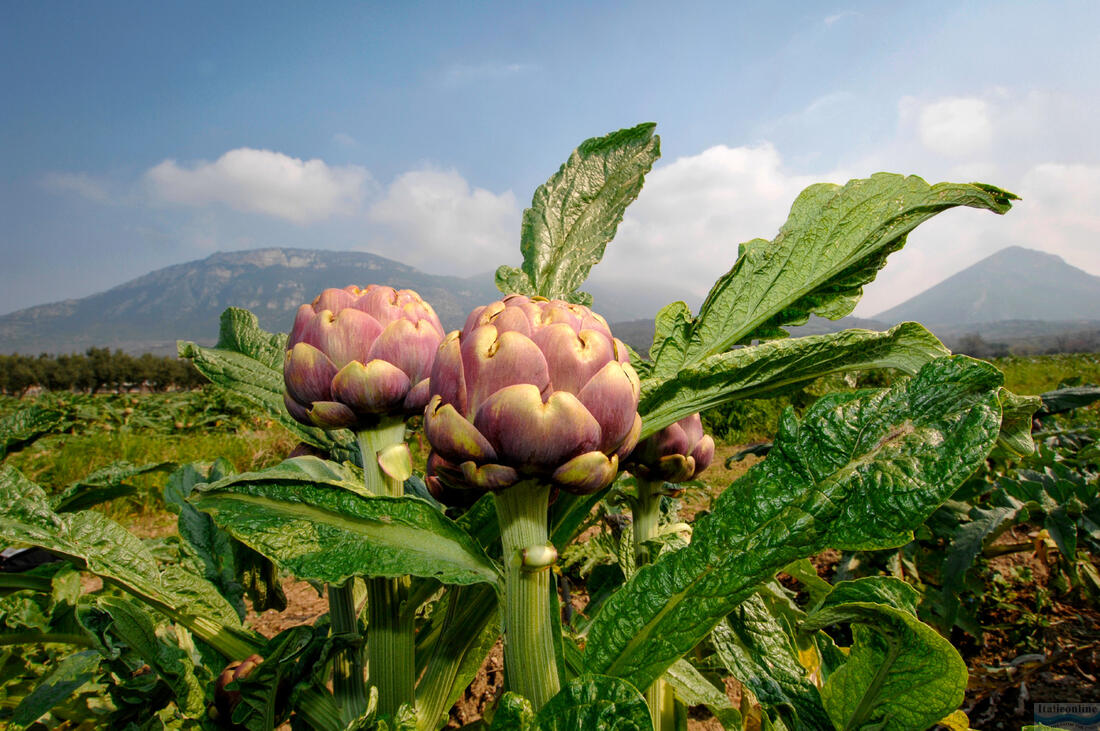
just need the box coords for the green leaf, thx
[932,493,1027,629]
[53,461,175,513]
[663,658,743,729]
[98,595,208,719]
[0,466,261,660]
[534,674,652,730]
[178,307,354,455]
[1037,385,1100,416]
[9,650,101,728]
[192,457,503,587]
[648,175,1015,376]
[0,405,64,461]
[496,123,660,301]
[165,461,286,617]
[710,595,829,730]
[583,356,1002,691]
[815,577,922,616]
[639,322,949,438]
[996,388,1041,457]
[491,692,536,730]
[802,597,968,730]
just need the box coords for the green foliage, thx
[496,123,660,304]
[193,457,503,588]
[804,579,968,731]
[583,356,1002,691]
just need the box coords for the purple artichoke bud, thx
[284,285,445,429]
[424,295,640,496]
[213,654,264,724]
[624,413,715,483]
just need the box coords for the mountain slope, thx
[874,246,1100,324]
[0,249,501,355]
[0,248,696,355]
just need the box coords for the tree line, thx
[0,348,206,395]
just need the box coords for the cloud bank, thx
[145,148,371,224]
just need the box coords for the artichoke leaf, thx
[192,457,502,588]
[648,175,1015,379]
[639,322,948,438]
[496,123,660,302]
[583,356,1002,691]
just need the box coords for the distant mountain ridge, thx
[0,248,695,355]
[873,246,1100,324]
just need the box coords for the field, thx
[1,352,1097,729]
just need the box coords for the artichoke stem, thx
[493,480,560,710]
[352,420,417,719]
[632,478,663,567]
[328,581,367,723]
[633,478,672,730]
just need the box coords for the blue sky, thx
[3,1,1099,319]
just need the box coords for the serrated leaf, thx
[639,322,949,438]
[710,595,829,730]
[583,356,1002,691]
[497,123,660,301]
[98,596,208,719]
[0,466,260,660]
[192,457,502,587]
[0,405,64,461]
[535,674,652,730]
[9,650,101,728]
[648,175,1015,377]
[802,599,967,730]
[178,307,354,455]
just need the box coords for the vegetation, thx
[0,349,205,395]
[0,124,1095,731]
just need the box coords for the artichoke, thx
[424,294,641,496]
[624,413,715,484]
[283,285,445,429]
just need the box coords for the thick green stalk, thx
[493,480,560,711]
[414,584,497,730]
[328,581,367,723]
[357,420,416,719]
[633,478,671,730]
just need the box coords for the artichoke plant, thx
[282,285,444,721]
[423,294,640,709]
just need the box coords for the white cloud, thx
[917,97,993,158]
[594,143,839,299]
[367,168,519,274]
[145,148,371,224]
[40,172,114,203]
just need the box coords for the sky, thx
[3,1,1099,320]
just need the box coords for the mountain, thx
[0,248,694,355]
[873,246,1100,324]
